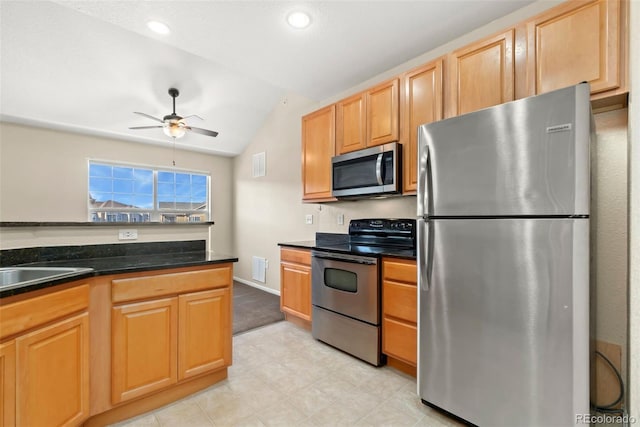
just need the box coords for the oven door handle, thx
[311,251,378,265]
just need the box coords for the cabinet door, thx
[112,298,178,404]
[178,288,231,380]
[280,262,312,321]
[302,105,335,201]
[336,92,366,154]
[16,313,89,427]
[367,78,399,147]
[447,29,515,117]
[382,318,417,366]
[0,341,15,427]
[400,60,444,193]
[526,0,622,96]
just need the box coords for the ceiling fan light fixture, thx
[163,121,186,139]
[286,11,311,29]
[147,20,171,35]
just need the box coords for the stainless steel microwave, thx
[331,142,402,199]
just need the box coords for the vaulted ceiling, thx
[0,1,534,156]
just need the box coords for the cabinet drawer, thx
[280,248,311,266]
[112,266,232,303]
[0,283,89,340]
[383,280,417,323]
[383,259,416,284]
[382,317,417,366]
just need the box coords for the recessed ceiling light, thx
[147,20,171,35]
[287,11,311,29]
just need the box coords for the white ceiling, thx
[0,0,534,157]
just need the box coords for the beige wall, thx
[628,0,639,419]
[0,122,234,254]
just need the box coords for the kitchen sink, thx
[0,267,94,291]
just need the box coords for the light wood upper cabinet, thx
[302,105,335,202]
[0,341,16,427]
[525,0,625,100]
[368,78,399,147]
[447,29,516,117]
[16,313,89,427]
[112,297,178,404]
[336,92,367,154]
[280,248,312,323]
[400,59,444,194]
[336,78,400,155]
[178,288,231,380]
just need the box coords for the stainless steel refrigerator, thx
[417,83,592,426]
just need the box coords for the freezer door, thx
[417,83,591,217]
[417,218,589,426]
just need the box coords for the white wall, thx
[0,122,234,254]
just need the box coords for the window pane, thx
[158,171,175,183]
[89,163,112,177]
[113,194,134,207]
[113,167,133,179]
[89,178,112,193]
[134,180,153,194]
[176,173,190,185]
[113,179,134,194]
[134,195,154,209]
[192,175,206,186]
[157,183,174,197]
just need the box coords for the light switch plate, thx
[305,214,313,225]
[337,213,344,225]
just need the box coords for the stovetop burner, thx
[313,218,416,257]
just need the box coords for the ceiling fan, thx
[129,88,218,139]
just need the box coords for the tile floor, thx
[112,321,463,427]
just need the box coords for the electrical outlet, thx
[305,214,313,225]
[337,213,344,225]
[118,229,138,240]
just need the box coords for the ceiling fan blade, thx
[133,112,164,123]
[186,126,218,137]
[181,114,203,121]
[129,125,164,130]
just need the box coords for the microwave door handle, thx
[375,153,384,185]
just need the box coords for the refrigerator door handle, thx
[417,143,430,217]
[418,220,433,291]
[375,153,384,185]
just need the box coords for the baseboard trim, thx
[233,277,280,296]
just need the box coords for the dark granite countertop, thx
[0,241,237,298]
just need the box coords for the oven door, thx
[311,251,379,325]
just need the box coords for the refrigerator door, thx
[417,83,591,217]
[417,218,589,426]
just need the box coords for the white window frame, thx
[87,159,211,223]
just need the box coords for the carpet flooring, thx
[232,281,284,335]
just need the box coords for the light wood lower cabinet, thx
[0,341,16,427]
[111,298,178,404]
[178,288,231,380]
[280,248,312,324]
[110,265,233,406]
[382,258,417,369]
[16,313,89,427]
[0,283,90,427]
